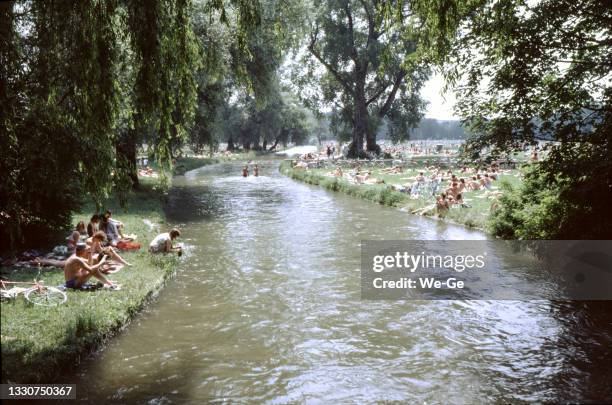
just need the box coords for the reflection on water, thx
[68,161,612,403]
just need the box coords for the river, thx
[67,161,612,403]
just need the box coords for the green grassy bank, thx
[0,157,220,383]
[279,160,520,230]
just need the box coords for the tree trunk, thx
[116,131,139,189]
[227,135,235,151]
[347,80,368,158]
[366,129,380,155]
[269,136,280,151]
[262,139,267,150]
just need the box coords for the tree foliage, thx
[421,0,612,238]
[188,0,312,154]
[294,0,429,157]
[0,0,262,251]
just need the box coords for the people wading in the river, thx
[253,164,259,177]
[242,165,249,177]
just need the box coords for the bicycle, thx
[0,266,67,307]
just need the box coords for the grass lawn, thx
[0,155,229,383]
[280,160,523,230]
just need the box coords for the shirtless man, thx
[436,193,450,216]
[446,182,461,200]
[468,176,480,191]
[355,171,371,184]
[64,243,118,289]
[458,178,466,193]
[253,164,260,177]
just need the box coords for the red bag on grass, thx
[116,241,141,251]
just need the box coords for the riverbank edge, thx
[0,157,219,384]
[278,160,488,231]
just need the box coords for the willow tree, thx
[297,0,428,157]
[0,0,261,250]
[1,0,121,249]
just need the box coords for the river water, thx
[68,161,611,404]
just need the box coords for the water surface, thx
[68,161,612,403]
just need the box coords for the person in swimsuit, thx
[89,231,132,267]
[63,243,118,289]
[253,164,259,177]
[242,166,249,177]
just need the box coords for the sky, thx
[421,73,458,121]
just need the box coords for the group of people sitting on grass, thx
[28,209,183,291]
[381,144,460,159]
[409,165,506,217]
[326,165,386,185]
[62,227,182,290]
[322,160,505,217]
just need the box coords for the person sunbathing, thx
[468,176,480,191]
[332,167,343,177]
[99,214,131,247]
[382,165,403,174]
[446,182,460,199]
[454,193,471,208]
[89,231,132,267]
[104,210,133,240]
[293,161,308,170]
[436,193,450,216]
[482,174,492,189]
[355,171,371,184]
[138,166,155,176]
[64,243,118,289]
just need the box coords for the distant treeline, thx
[373,118,467,141]
[411,119,467,139]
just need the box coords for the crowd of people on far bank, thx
[318,159,508,218]
[24,209,184,291]
[408,164,506,217]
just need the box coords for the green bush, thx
[487,165,611,239]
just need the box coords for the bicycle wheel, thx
[25,286,67,307]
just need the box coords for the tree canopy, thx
[0,0,263,250]
[292,0,429,157]
[419,0,611,238]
